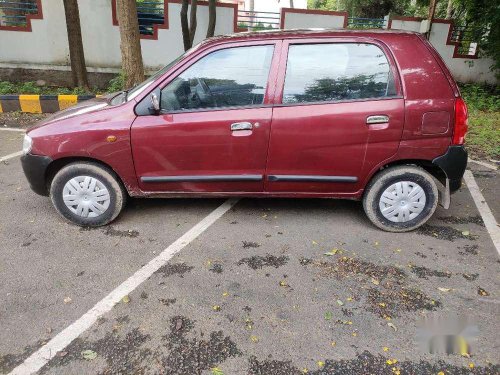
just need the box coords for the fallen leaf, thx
[371,278,380,285]
[386,359,398,365]
[317,361,325,368]
[122,295,130,303]
[324,249,339,256]
[478,287,489,296]
[469,363,474,369]
[279,280,288,287]
[57,351,68,357]
[462,230,470,236]
[383,347,389,352]
[63,297,72,304]
[336,299,344,306]
[312,240,318,245]
[324,311,333,321]
[387,322,397,331]
[437,372,445,375]
[211,367,225,375]
[81,349,97,360]
[437,287,451,292]
[301,369,308,374]
[212,305,221,312]
[250,335,259,343]
[331,341,336,346]
[222,292,229,297]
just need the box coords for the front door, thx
[131,43,278,193]
[266,40,405,195]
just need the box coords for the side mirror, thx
[150,92,160,114]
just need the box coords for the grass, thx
[460,83,500,160]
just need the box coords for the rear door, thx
[266,39,405,195]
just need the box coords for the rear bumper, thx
[432,146,468,193]
[21,153,52,196]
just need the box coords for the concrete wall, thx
[0,1,496,84]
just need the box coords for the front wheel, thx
[363,166,438,232]
[50,162,126,227]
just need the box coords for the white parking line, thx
[463,170,500,256]
[468,158,498,171]
[9,198,239,375]
[0,127,26,132]
[0,151,23,163]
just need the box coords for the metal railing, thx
[449,24,484,56]
[237,10,280,31]
[347,17,385,29]
[136,0,164,35]
[0,0,38,27]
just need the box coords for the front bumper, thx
[21,153,52,196]
[432,145,468,193]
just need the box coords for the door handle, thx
[366,115,389,125]
[231,122,253,131]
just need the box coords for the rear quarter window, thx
[282,43,397,104]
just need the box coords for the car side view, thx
[21,29,468,232]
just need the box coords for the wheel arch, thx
[45,157,129,196]
[364,159,447,197]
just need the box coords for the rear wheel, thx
[50,162,126,227]
[363,166,438,232]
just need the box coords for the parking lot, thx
[1,124,499,374]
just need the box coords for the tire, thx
[363,165,438,232]
[50,162,126,227]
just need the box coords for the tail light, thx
[452,98,468,145]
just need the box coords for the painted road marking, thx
[463,170,500,256]
[0,151,23,163]
[469,158,498,171]
[0,127,26,132]
[9,198,239,375]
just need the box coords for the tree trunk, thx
[189,0,198,46]
[62,0,89,89]
[249,0,255,28]
[180,0,191,51]
[289,0,294,8]
[116,0,144,88]
[446,0,453,19]
[206,0,216,38]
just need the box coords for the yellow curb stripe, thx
[19,95,42,113]
[58,95,78,110]
[0,101,3,113]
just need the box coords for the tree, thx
[116,0,145,88]
[180,0,198,51]
[446,0,453,19]
[62,0,89,89]
[206,0,216,38]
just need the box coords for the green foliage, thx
[0,81,95,95]
[107,72,126,92]
[460,83,500,159]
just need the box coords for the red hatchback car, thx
[21,29,468,232]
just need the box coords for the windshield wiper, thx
[121,89,129,102]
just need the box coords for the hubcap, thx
[63,176,111,218]
[379,181,426,223]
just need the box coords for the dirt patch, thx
[463,273,479,281]
[472,171,496,179]
[242,241,260,249]
[79,226,139,238]
[409,265,451,279]
[0,113,48,129]
[159,316,241,374]
[248,351,499,375]
[313,256,439,318]
[416,224,477,241]
[159,298,177,307]
[0,340,45,373]
[438,215,485,226]
[209,262,224,274]
[237,254,289,270]
[41,328,152,374]
[463,244,479,255]
[155,263,194,278]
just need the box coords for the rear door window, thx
[282,43,397,104]
[160,45,274,112]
